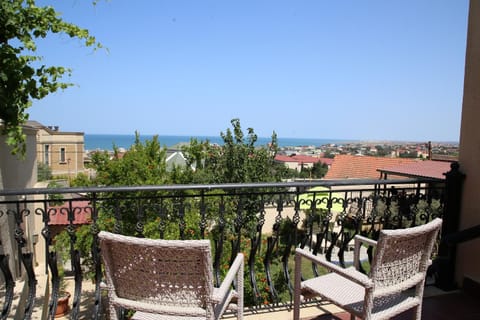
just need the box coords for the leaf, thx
[1,0,103,155]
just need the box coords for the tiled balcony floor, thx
[240,288,480,320]
[39,273,480,319]
[305,292,479,320]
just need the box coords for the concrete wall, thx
[458,0,480,286]
[0,126,38,277]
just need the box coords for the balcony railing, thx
[0,177,451,319]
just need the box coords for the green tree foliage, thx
[83,119,287,239]
[88,133,180,236]
[91,133,168,186]
[0,0,101,155]
[323,150,336,158]
[284,161,328,179]
[182,118,286,184]
[181,118,289,239]
[310,161,328,178]
[70,172,93,187]
[398,151,418,159]
[37,161,52,181]
[375,145,391,157]
[46,180,64,205]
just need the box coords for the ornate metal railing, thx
[0,177,449,319]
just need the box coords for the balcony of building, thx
[1,169,477,319]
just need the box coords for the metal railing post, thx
[436,162,465,290]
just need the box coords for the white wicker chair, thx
[98,231,244,320]
[293,218,442,320]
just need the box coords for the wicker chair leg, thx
[414,305,422,320]
[110,305,119,320]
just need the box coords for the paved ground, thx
[10,271,477,320]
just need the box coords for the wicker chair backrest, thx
[369,218,442,292]
[100,232,214,309]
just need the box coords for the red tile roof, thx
[48,200,92,225]
[378,160,453,180]
[324,155,418,180]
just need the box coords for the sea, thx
[84,134,351,151]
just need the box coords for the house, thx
[166,150,191,171]
[29,121,86,178]
[324,154,418,180]
[378,160,453,181]
[275,154,333,172]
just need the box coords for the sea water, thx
[84,134,351,151]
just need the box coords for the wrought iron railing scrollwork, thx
[11,202,37,320]
[0,177,449,318]
[0,251,14,320]
[46,251,60,319]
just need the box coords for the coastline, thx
[84,134,458,152]
[84,133,356,151]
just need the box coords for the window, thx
[44,145,50,165]
[60,147,66,163]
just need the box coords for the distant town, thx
[29,120,459,180]
[277,140,459,160]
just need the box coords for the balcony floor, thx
[301,292,479,320]
[35,273,479,319]
[239,286,480,320]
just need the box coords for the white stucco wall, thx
[0,126,38,277]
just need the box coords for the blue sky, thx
[29,0,469,142]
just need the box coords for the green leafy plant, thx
[47,181,64,206]
[1,0,102,155]
[37,162,52,181]
[53,231,71,294]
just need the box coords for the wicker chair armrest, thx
[212,253,244,303]
[354,235,377,270]
[354,234,377,247]
[295,247,373,288]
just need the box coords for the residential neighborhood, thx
[27,120,459,183]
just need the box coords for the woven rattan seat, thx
[99,232,244,320]
[293,218,442,320]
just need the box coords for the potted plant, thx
[53,232,71,318]
[54,262,70,317]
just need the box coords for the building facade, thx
[30,121,86,177]
[275,154,333,172]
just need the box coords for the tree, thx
[0,0,101,155]
[310,161,328,178]
[90,133,169,187]
[283,161,328,179]
[182,118,288,239]
[70,172,93,187]
[37,161,52,181]
[85,133,176,237]
[182,118,285,184]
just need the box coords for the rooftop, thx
[378,160,453,180]
[324,155,418,180]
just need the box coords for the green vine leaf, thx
[0,0,103,156]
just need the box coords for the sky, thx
[28,0,469,142]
